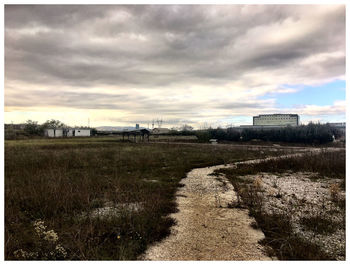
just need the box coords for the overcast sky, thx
[5,5,345,128]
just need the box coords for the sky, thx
[4,5,346,129]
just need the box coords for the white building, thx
[253,114,300,126]
[45,128,90,137]
[45,129,55,137]
[74,129,90,137]
[66,129,74,137]
[55,129,63,137]
[44,128,64,137]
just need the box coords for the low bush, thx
[194,123,343,144]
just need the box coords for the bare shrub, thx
[253,176,263,191]
[329,183,340,202]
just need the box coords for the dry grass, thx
[329,183,341,202]
[5,137,282,260]
[217,149,345,260]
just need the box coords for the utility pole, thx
[156,118,163,128]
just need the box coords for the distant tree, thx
[181,124,193,131]
[226,128,241,141]
[239,123,334,144]
[24,120,42,136]
[41,119,66,129]
[90,128,97,136]
[214,127,227,140]
[195,130,211,142]
[329,126,344,139]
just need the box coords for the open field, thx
[216,150,346,260]
[149,134,198,143]
[5,137,288,260]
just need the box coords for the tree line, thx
[7,120,344,144]
[23,119,66,136]
[6,119,97,138]
[195,123,344,144]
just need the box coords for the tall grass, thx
[231,150,345,188]
[5,137,281,260]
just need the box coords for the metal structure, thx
[122,129,150,142]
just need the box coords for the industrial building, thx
[253,114,299,126]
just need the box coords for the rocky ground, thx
[238,171,345,260]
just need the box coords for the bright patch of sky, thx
[262,79,345,108]
[301,114,346,124]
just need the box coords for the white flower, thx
[13,249,29,259]
[43,230,59,242]
[55,244,67,258]
[33,219,47,236]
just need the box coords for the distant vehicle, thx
[209,139,217,144]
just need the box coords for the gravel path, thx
[140,164,271,260]
[140,148,343,260]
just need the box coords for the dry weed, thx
[253,176,263,191]
[329,183,340,202]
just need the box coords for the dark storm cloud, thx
[5,5,345,118]
[5,5,110,29]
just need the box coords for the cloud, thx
[4,5,345,127]
[291,100,346,116]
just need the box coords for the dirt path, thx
[140,148,342,260]
[140,163,271,260]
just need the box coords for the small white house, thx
[55,129,63,137]
[45,129,55,137]
[74,129,90,137]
